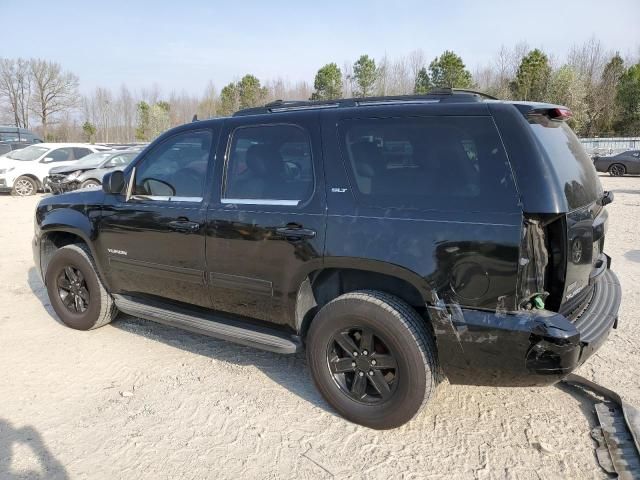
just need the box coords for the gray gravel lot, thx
[0,174,638,479]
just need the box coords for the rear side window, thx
[73,147,93,159]
[339,116,519,212]
[223,124,313,205]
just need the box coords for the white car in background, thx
[0,143,111,196]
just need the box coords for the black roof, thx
[233,88,498,117]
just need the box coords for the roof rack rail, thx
[233,88,495,116]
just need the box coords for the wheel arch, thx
[39,210,109,289]
[14,173,42,190]
[294,258,436,337]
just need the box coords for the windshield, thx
[74,152,113,168]
[5,146,49,161]
[529,119,602,210]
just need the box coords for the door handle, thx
[275,225,316,239]
[168,219,201,233]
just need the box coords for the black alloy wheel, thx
[327,326,398,404]
[56,266,90,313]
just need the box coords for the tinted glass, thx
[528,119,601,210]
[48,148,73,162]
[134,130,212,199]
[339,116,519,212]
[73,147,93,159]
[224,124,313,203]
[0,144,11,155]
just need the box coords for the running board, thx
[113,294,301,354]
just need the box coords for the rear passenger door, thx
[204,113,326,327]
[321,110,523,311]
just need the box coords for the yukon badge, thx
[107,248,128,256]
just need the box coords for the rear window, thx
[338,116,519,213]
[528,119,602,210]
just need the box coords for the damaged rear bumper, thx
[430,268,621,387]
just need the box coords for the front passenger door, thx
[96,129,217,308]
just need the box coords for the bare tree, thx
[342,60,354,98]
[29,59,79,138]
[408,49,427,87]
[568,37,610,135]
[198,81,218,119]
[0,58,32,127]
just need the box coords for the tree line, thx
[1,37,639,143]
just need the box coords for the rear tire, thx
[609,163,626,176]
[12,176,38,196]
[45,244,117,330]
[306,290,438,429]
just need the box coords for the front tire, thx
[609,163,626,176]
[45,244,117,330]
[307,290,438,429]
[81,179,100,189]
[12,176,38,196]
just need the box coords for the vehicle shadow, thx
[27,267,66,326]
[26,267,335,417]
[0,419,69,479]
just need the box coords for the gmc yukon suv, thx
[33,90,621,429]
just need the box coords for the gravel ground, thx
[0,174,638,480]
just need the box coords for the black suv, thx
[33,90,621,429]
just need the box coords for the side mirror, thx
[103,170,125,194]
[40,157,54,163]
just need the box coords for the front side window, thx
[339,116,519,213]
[223,124,313,205]
[133,130,212,200]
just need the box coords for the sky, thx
[3,0,639,96]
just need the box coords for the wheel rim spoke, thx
[64,266,78,282]
[368,370,392,399]
[330,357,356,374]
[350,372,367,398]
[78,287,90,303]
[74,294,82,312]
[334,332,359,357]
[359,328,373,353]
[61,291,74,308]
[371,354,396,370]
[58,276,71,290]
